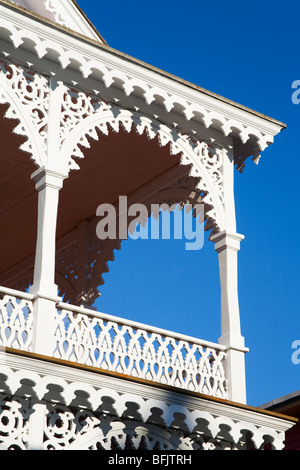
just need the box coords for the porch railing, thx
[0,286,33,351]
[0,287,228,399]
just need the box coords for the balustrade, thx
[0,287,33,351]
[54,303,227,398]
[0,287,227,399]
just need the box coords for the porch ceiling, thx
[0,107,186,277]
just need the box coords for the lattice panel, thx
[54,308,227,399]
[0,396,281,451]
[0,398,30,450]
[0,294,33,351]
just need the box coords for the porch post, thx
[210,230,248,404]
[29,166,67,356]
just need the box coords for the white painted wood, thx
[54,302,228,398]
[0,289,33,351]
[0,0,288,441]
[27,403,47,450]
[0,351,295,450]
[30,168,66,297]
[211,230,248,403]
[0,286,227,397]
[0,1,284,168]
[29,168,67,356]
[9,0,103,42]
[57,301,227,350]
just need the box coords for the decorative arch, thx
[0,6,280,174]
[67,420,194,451]
[0,57,49,167]
[59,85,226,233]
[0,57,225,232]
[0,57,228,305]
[52,167,219,307]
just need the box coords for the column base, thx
[219,333,248,351]
[224,347,248,404]
[29,281,60,300]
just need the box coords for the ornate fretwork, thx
[55,241,79,302]
[0,169,218,305]
[145,172,217,233]
[60,86,105,169]
[85,226,122,303]
[0,396,261,451]
[0,287,227,401]
[0,57,225,231]
[54,170,219,305]
[55,222,121,306]
[193,140,224,205]
[0,57,49,166]
[0,0,282,174]
[0,397,30,450]
[0,361,290,450]
[60,85,225,231]
[0,59,229,304]
[0,292,32,351]
[44,0,71,28]
[10,0,75,30]
[56,243,78,286]
[54,304,227,398]
[58,80,267,176]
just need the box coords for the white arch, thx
[0,55,225,233]
[60,97,225,233]
[67,420,193,450]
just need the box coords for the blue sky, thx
[77,0,300,408]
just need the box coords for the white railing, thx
[0,287,33,351]
[54,302,228,398]
[0,287,228,399]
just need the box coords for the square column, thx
[211,230,248,404]
[29,166,67,356]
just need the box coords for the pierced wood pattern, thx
[59,85,225,231]
[53,306,227,399]
[0,398,29,450]
[0,362,290,450]
[0,293,33,351]
[0,57,49,166]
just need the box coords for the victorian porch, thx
[0,0,296,450]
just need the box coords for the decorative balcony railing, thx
[0,287,33,351]
[0,287,228,399]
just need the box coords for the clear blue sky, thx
[77,0,300,407]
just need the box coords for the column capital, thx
[210,230,245,253]
[31,166,68,192]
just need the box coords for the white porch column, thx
[27,402,47,450]
[210,230,248,404]
[29,166,67,356]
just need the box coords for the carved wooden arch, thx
[0,57,226,305]
[59,85,226,233]
[0,4,282,177]
[53,170,214,307]
[82,175,208,305]
[67,420,194,451]
[65,418,278,450]
[0,58,225,232]
[51,85,228,306]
